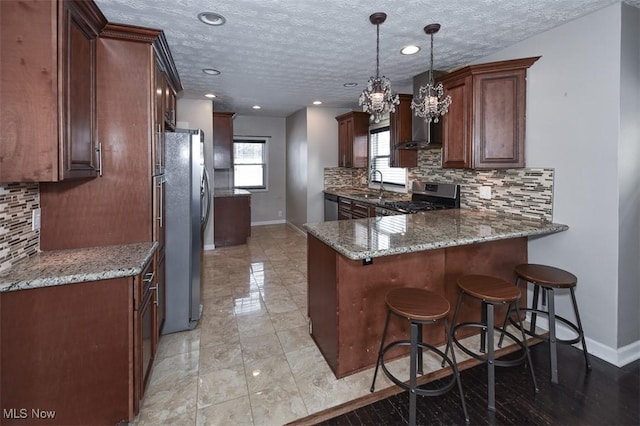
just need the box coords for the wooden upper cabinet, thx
[0,0,107,183]
[213,111,236,169]
[389,94,417,168]
[440,57,540,169]
[336,111,369,168]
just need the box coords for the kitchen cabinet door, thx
[441,57,539,169]
[389,94,417,168]
[0,0,106,182]
[336,112,369,168]
[213,111,236,169]
[1,278,133,424]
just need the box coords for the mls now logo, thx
[3,408,56,419]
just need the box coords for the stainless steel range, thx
[377,181,460,216]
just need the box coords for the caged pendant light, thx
[411,23,451,125]
[358,12,399,124]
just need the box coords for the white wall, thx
[176,99,214,249]
[307,107,349,224]
[476,2,639,365]
[233,115,287,225]
[286,109,308,231]
[285,107,349,230]
[618,2,640,346]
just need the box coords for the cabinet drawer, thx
[351,202,371,217]
[135,258,155,311]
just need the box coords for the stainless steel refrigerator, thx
[162,128,211,334]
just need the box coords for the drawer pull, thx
[143,272,155,283]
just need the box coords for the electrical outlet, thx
[278,210,283,217]
[479,186,492,200]
[32,208,41,231]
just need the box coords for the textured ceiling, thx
[94,0,639,117]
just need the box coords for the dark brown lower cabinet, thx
[214,195,251,247]
[0,260,157,425]
[337,197,376,220]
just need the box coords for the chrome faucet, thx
[369,169,385,199]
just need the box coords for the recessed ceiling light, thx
[313,101,322,105]
[343,83,358,87]
[202,68,221,75]
[401,45,420,55]
[252,105,261,110]
[204,93,216,98]
[197,12,226,26]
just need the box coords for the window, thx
[369,126,407,188]
[233,138,267,190]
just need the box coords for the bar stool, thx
[500,264,591,384]
[451,275,538,412]
[370,287,469,425]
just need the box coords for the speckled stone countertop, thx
[0,242,158,293]
[214,188,251,197]
[304,209,568,260]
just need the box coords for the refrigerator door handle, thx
[201,167,211,228]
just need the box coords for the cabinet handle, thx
[143,272,155,283]
[156,124,163,171]
[156,177,164,227]
[149,286,159,305]
[96,142,103,176]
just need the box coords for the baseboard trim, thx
[203,243,215,251]
[524,314,640,367]
[252,219,286,226]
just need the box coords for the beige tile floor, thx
[130,224,519,425]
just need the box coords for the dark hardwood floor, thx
[313,343,639,425]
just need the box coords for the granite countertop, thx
[0,242,158,293]
[304,209,568,261]
[214,188,251,198]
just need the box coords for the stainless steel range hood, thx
[396,69,445,150]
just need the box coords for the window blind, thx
[369,127,407,187]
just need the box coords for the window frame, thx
[368,122,408,192]
[233,137,269,191]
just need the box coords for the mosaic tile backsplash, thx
[325,148,554,222]
[0,183,39,272]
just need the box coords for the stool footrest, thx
[380,340,458,397]
[512,309,583,345]
[452,322,528,368]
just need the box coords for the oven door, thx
[376,206,402,217]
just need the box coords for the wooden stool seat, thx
[386,288,450,321]
[457,274,521,303]
[515,264,577,288]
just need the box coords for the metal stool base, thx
[504,282,591,384]
[451,292,538,412]
[371,310,469,425]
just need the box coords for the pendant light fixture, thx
[411,23,451,125]
[358,12,399,124]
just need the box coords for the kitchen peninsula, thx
[304,210,568,378]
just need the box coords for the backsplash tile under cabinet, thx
[0,183,39,273]
[409,148,554,222]
[325,149,554,222]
